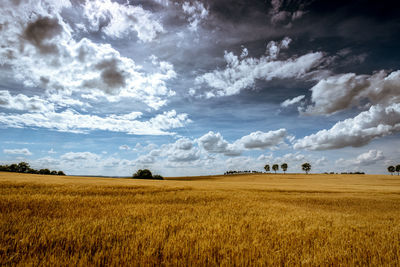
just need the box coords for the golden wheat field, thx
[1,171,400,266]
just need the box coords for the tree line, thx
[387,165,400,175]
[0,162,65,176]
[264,163,311,174]
[224,170,263,175]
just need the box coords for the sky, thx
[0,0,399,176]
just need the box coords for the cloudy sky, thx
[1,0,399,176]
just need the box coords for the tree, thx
[152,174,164,180]
[17,162,30,173]
[8,164,18,172]
[133,169,153,179]
[39,169,51,175]
[396,165,400,176]
[272,164,279,174]
[281,163,288,174]
[264,164,270,172]
[57,171,66,176]
[132,169,163,180]
[302,163,311,174]
[388,166,395,175]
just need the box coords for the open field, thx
[1,172,400,265]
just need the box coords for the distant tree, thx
[50,170,58,175]
[264,164,270,173]
[0,164,9,171]
[27,168,38,174]
[388,166,395,175]
[302,163,311,174]
[152,174,164,180]
[39,169,51,175]
[57,171,66,176]
[396,165,400,176]
[281,163,288,174]
[272,164,279,174]
[17,162,30,173]
[9,164,18,172]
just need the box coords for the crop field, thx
[1,171,400,265]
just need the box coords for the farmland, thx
[1,172,400,265]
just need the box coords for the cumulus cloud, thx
[195,38,324,97]
[0,91,54,113]
[296,68,400,150]
[294,103,400,150]
[197,131,242,156]
[336,150,385,167]
[304,70,400,115]
[0,109,190,135]
[281,95,305,107]
[133,138,201,166]
[198,129,287,156]
[82,0,164,42]
[0,0,175,110]
[354,150,385,165]
[182,1,209,32]
[237,129,287,149]
[161,138,200,162]
[3,148,32,156]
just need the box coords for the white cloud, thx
[0,109,190,135]
[32,151,137,175]
[136,154,156,164]
[297,69,400,150]
[197,131,242,156]
[0,1,176,111]
[132,138,201,167]
[304,70,400,115]
[198,129,287,156]
[60,151,99,161]
[195,38,324,97]
[0,91,54,113]
[354,150,385,165]
[163,138,200,162]
[336,150,385,167]
[182,1,208,32]
[119,145,131,150]
[48,148,57,154]
[3,148,32,156]
[82,0,164,42]
[294,103,400,150]
[281,95,305,108]
[237,129,287,149]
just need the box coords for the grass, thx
[1,172,400,265]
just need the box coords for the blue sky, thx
[0,0,399,176]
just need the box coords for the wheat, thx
[1,172,400,265]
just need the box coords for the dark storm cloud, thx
[81,58,127,93]
[95,59,127,89]
[23,16,63,54]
